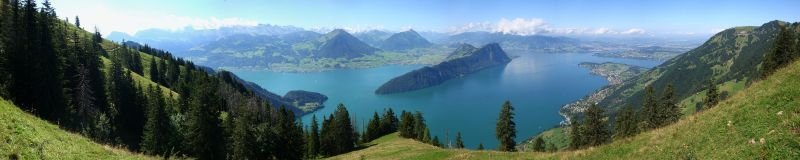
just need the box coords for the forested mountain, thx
[583,21,798,114]
[375,43,511,94]
[379,29,433,51]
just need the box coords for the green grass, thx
[328,59,800,159]
[0,97,154,159]
[679,78,748,116]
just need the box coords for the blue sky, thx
[51,0,800,36]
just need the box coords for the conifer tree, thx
[364,112,381,142]
[532,136,545,152]
[454,132,465,149]
[477,143,484,150]
[379,108,398,135]
[702,78,720,111]
[148,57,160,83]
[640,85,657,130]
[614,105,638,139]
[307,115,320,158]
[431,136,442,147]
[583,104,608,146]
[659,84,681,125]
[320,104,356,156]
[230,107,256,160]
[398,111,416,138]
[568,118,583,149]
[413,111,428,141]
[185,81,225,159]
[496,100,517,152]
[140,85,173,156]
[108,61,145,149]
[763,26,797,76]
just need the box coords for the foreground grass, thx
[329,60,800,159]
[0,98,153,159]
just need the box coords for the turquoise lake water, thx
[231,53,661,149]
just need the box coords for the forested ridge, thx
[0,1,391,159]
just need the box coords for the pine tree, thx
[583,104,608,146]
[659,84,681,125]
[477,143,484,150]
[140,85,173,156]
[704,78,719,110]
[230,108,256,160]
[422,127,432,143]
[379,108,398,135]
[364,112,381,142]
[275,106,305,160]
[640,85,658,130]
[763,26,797,77]
[431,136,442,147]
[568,118,583,149]
[495,100,517,152]
[185,81,225,159]
[532,136,545,152]
[413,111,428,141]
[108,61,145,149]
[398,111,416,138]
[157,58,167,84]
[320,104,356,156]
[454,132,465,149]
[614,105,638,139]
[148,57,160,83]
[307,115,320,158]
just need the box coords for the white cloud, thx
[308,25,386,33]
[620,28,646,34]
[55,3,257,36]
[450,18,647,36]
[448,22,494,34]
[493,18,549,36]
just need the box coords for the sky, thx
[51,0,800,36]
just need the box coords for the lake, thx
[231,53,662,149]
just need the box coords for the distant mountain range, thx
[375,43,512,94]
[443,31,598,53]
[108,24,700,70]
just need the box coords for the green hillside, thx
[328,58,800,159]
[598,21,795,112]
[0,97,153,159]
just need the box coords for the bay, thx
[231,53,661,149]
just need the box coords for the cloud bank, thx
[56,3,258,35]
[450,18,647,36]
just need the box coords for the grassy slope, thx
[0,97,153,159]
[99,41,179,98]
[329,59,800,159]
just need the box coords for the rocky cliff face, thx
[375,43,511,94]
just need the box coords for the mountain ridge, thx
[375,43,511,94]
